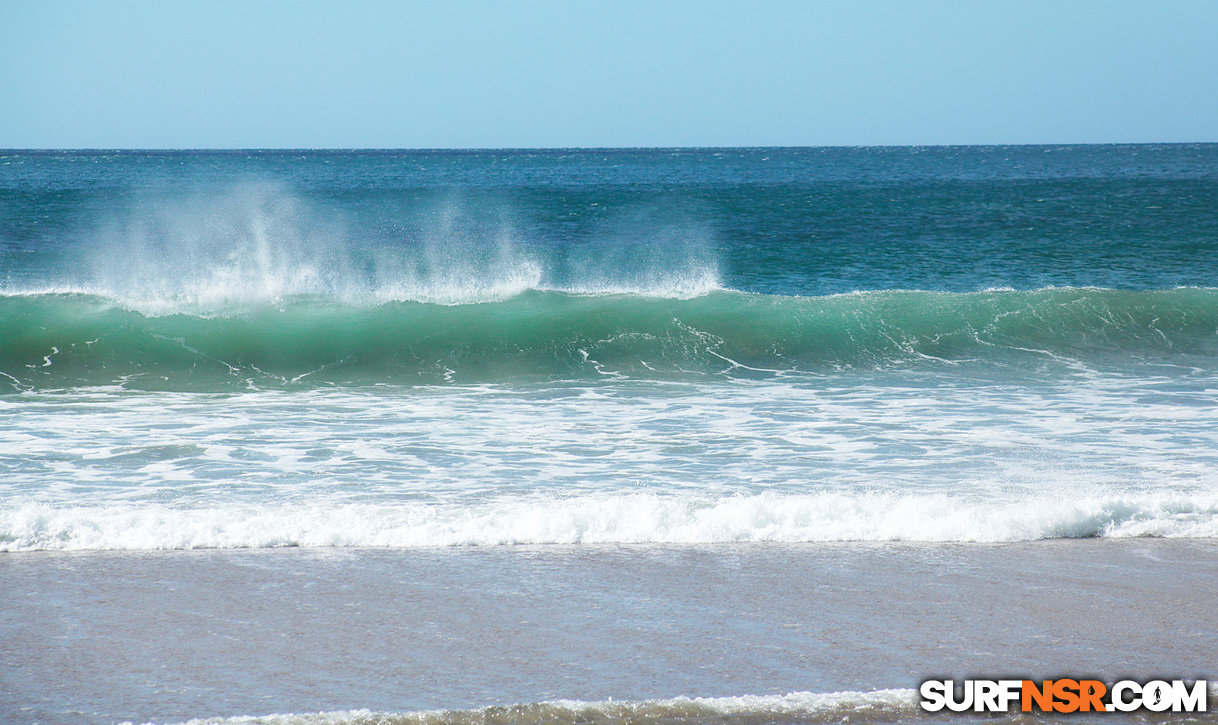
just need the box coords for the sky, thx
[1,0,1216,149]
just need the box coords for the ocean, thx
[1,146,1216,724]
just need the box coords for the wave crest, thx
[2,286,1217,389]
[6,491,1218,552]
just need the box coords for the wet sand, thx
[2,539,1216,724]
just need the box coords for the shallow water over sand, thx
[3,539,1216,724]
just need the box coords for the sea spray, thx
[82,182,545,309]
[33,182,721,311]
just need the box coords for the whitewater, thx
[4,370,1218,551]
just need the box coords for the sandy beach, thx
[4,538,1215,724]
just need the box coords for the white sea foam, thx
[5,491,1218,552]
[5,373,1218,551]
[136,689,918,725]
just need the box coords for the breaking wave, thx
[6,491,1218,552]
[2,286,1217,389]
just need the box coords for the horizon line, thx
[3,141,1217,153]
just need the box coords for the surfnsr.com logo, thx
[920,679,1208,713]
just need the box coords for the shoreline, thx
[4,538,1216,724]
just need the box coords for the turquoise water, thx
[4,287,1218,388]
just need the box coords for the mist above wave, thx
[66,182,721,311]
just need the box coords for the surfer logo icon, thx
[1152,686,1162,707]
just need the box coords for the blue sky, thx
[2,0,1216,148]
